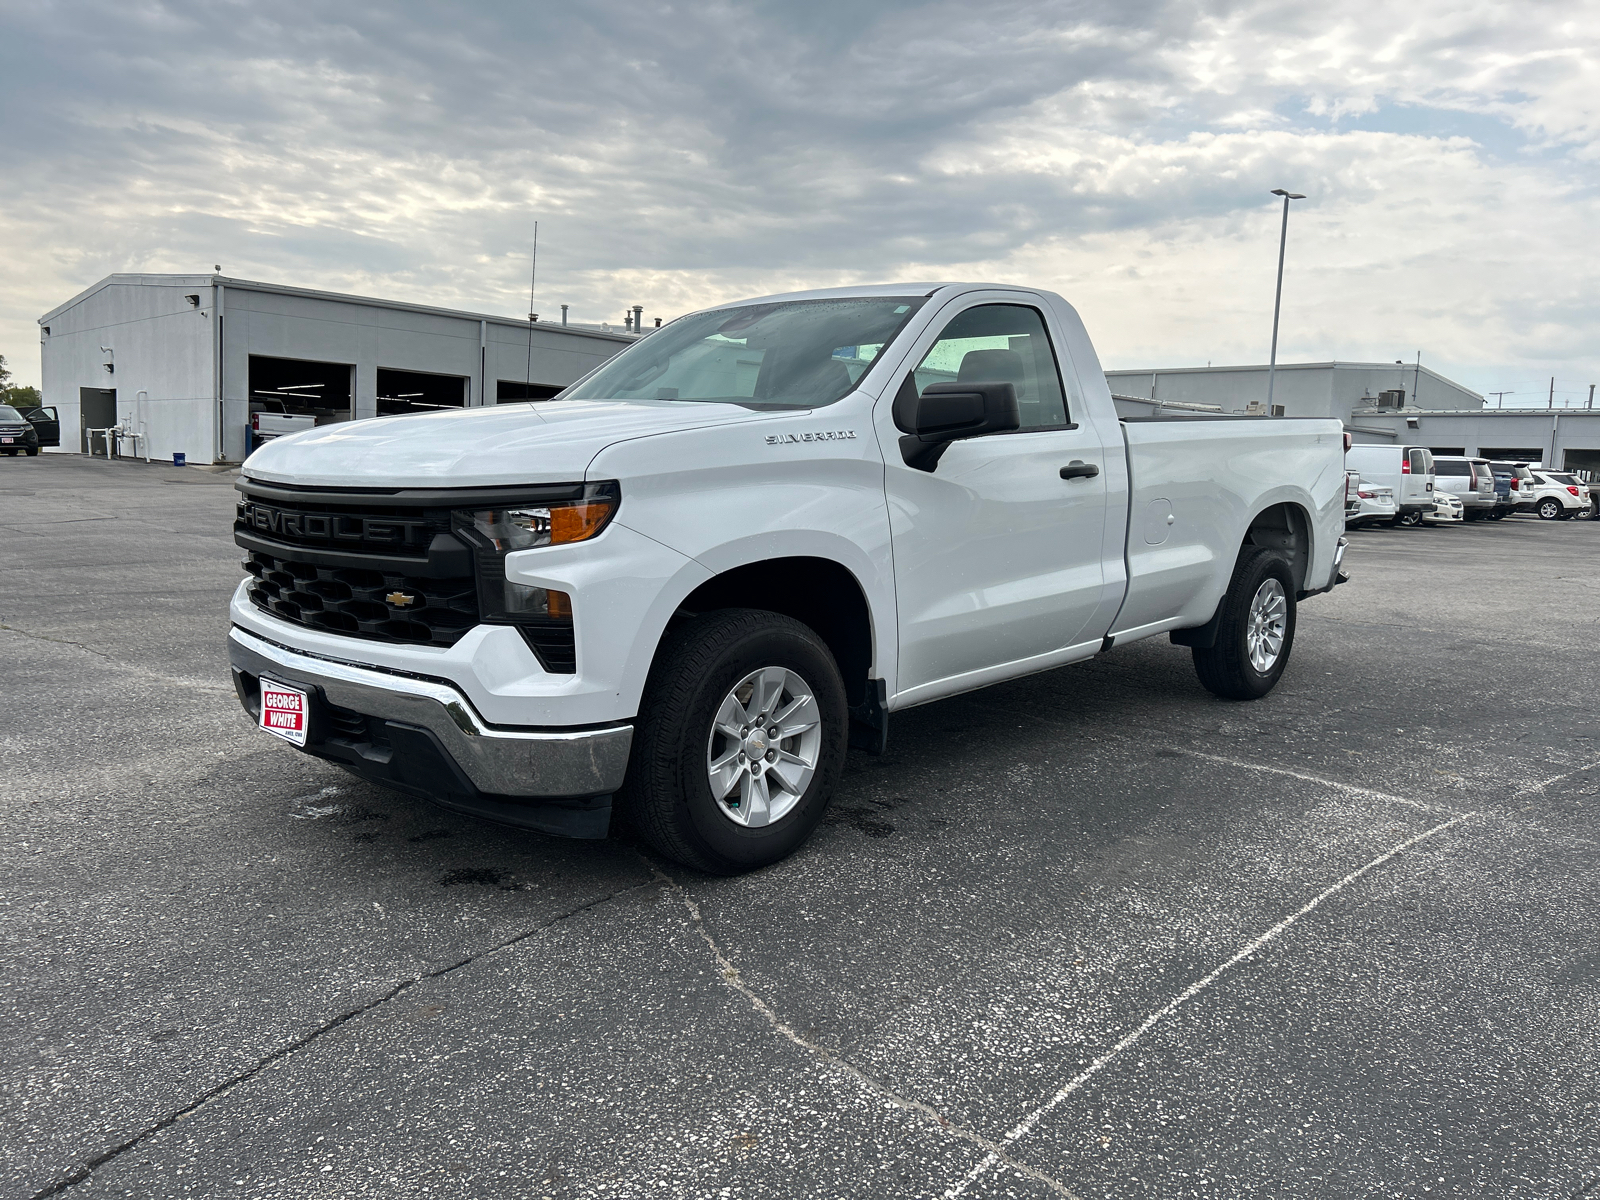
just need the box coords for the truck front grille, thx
[243,550,478,648]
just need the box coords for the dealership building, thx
[1107,361,1600,471]
[37,273,637,463]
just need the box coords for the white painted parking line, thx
[941,813,1473,1199]
[1515,758,1600,798]
[647,860,1084,1199]
[1162,746,1469,816]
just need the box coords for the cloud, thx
[1,0,1596,403]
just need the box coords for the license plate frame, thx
[259,677,310,747]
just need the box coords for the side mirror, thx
[892,378,1020,472]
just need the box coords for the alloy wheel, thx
[705,666,822,828]
[1246,578,1288,674]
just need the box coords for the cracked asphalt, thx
[3,453,1599,1199]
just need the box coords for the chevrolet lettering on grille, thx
[240,503,430,548]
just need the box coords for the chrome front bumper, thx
[228,626,632,800]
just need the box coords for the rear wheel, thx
[1538,498,1563,520]
[1192,547,1296,701]
[621,609,847,874]
[1395,510,1424,528]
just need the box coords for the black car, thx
[0,405,41,456]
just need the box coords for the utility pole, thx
[1488,391,1511,408]
[525,221,539,394]
[1549,376,1555,408]
[1265,188,1305,413]
[1412,352,1421,409]
[1589,384,1595,409]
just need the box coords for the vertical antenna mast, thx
[525,221,538,393]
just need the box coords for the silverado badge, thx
[386,591,417,607]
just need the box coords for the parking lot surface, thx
[3,454,1599,1199]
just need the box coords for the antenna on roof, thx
[525,222,538,396]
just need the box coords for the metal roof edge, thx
[38,272,636,344]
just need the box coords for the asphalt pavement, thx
[2,454,1598,1199]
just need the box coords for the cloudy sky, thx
[3,0,1597,403]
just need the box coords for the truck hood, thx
[240,400,780,487]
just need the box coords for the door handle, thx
[1060,461,1099,480]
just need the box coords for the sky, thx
[2,0,1598,405]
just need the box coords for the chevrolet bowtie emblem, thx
[386,591,416,607]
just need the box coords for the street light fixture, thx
[1266,188,1306,414]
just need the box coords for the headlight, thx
[450,483,618,669]
[455,491,617,552]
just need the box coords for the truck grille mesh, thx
[242,550,478,648]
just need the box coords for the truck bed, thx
[1109,415,1346,641]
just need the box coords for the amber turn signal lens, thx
[547,590,572,619]
[550,500,614,545]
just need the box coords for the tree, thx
[4,385,42,410]
[0,355,11,391]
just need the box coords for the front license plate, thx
[1,438,12,444]
[259,678,310,747]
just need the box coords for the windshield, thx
[0,406,21,421]
[564,297,927,408]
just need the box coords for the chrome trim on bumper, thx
[228,626,632,798]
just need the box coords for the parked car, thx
[250,398,318,442]
[1431,456,1497,521]
[1424,491,1464,524]
[1344,444,1435,527]
[1487,461,1537,514]
[21,406,60,448]
[1528,470,1589,520]
[0,404,41,456]
[228,281,1348,873]
[1345,476,1398,528]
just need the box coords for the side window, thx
[912,304,1070,429]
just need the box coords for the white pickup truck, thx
[229,283,1348,872]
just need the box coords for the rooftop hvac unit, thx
[1376,389,1405,407]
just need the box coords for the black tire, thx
[24,447,39,457]
[621,609,848,874]
[1,449,15,457]
[1192,547,1296,701]
[1395,510,1424,528]
[1538,498,1563,520]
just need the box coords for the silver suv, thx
[1431,456,1497,522]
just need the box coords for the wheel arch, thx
[1241,498,1315,594]
[665,555,878,709]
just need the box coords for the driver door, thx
[877,296,1114,704]
[26,407,60,447]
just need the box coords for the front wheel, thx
[621,609,848,874]
[1192,547,1296,701]
[1538,498,1563,520]
[24,447,39,457]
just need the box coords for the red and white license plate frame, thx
[259,677,310,747]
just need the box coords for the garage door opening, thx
[377,368,468,417]
[1479,447,1545,462]
[249,356,353,426]
[497,381,564,402]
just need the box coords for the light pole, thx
[1266,188,1305,414]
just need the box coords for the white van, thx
[1345,445,1435,526]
